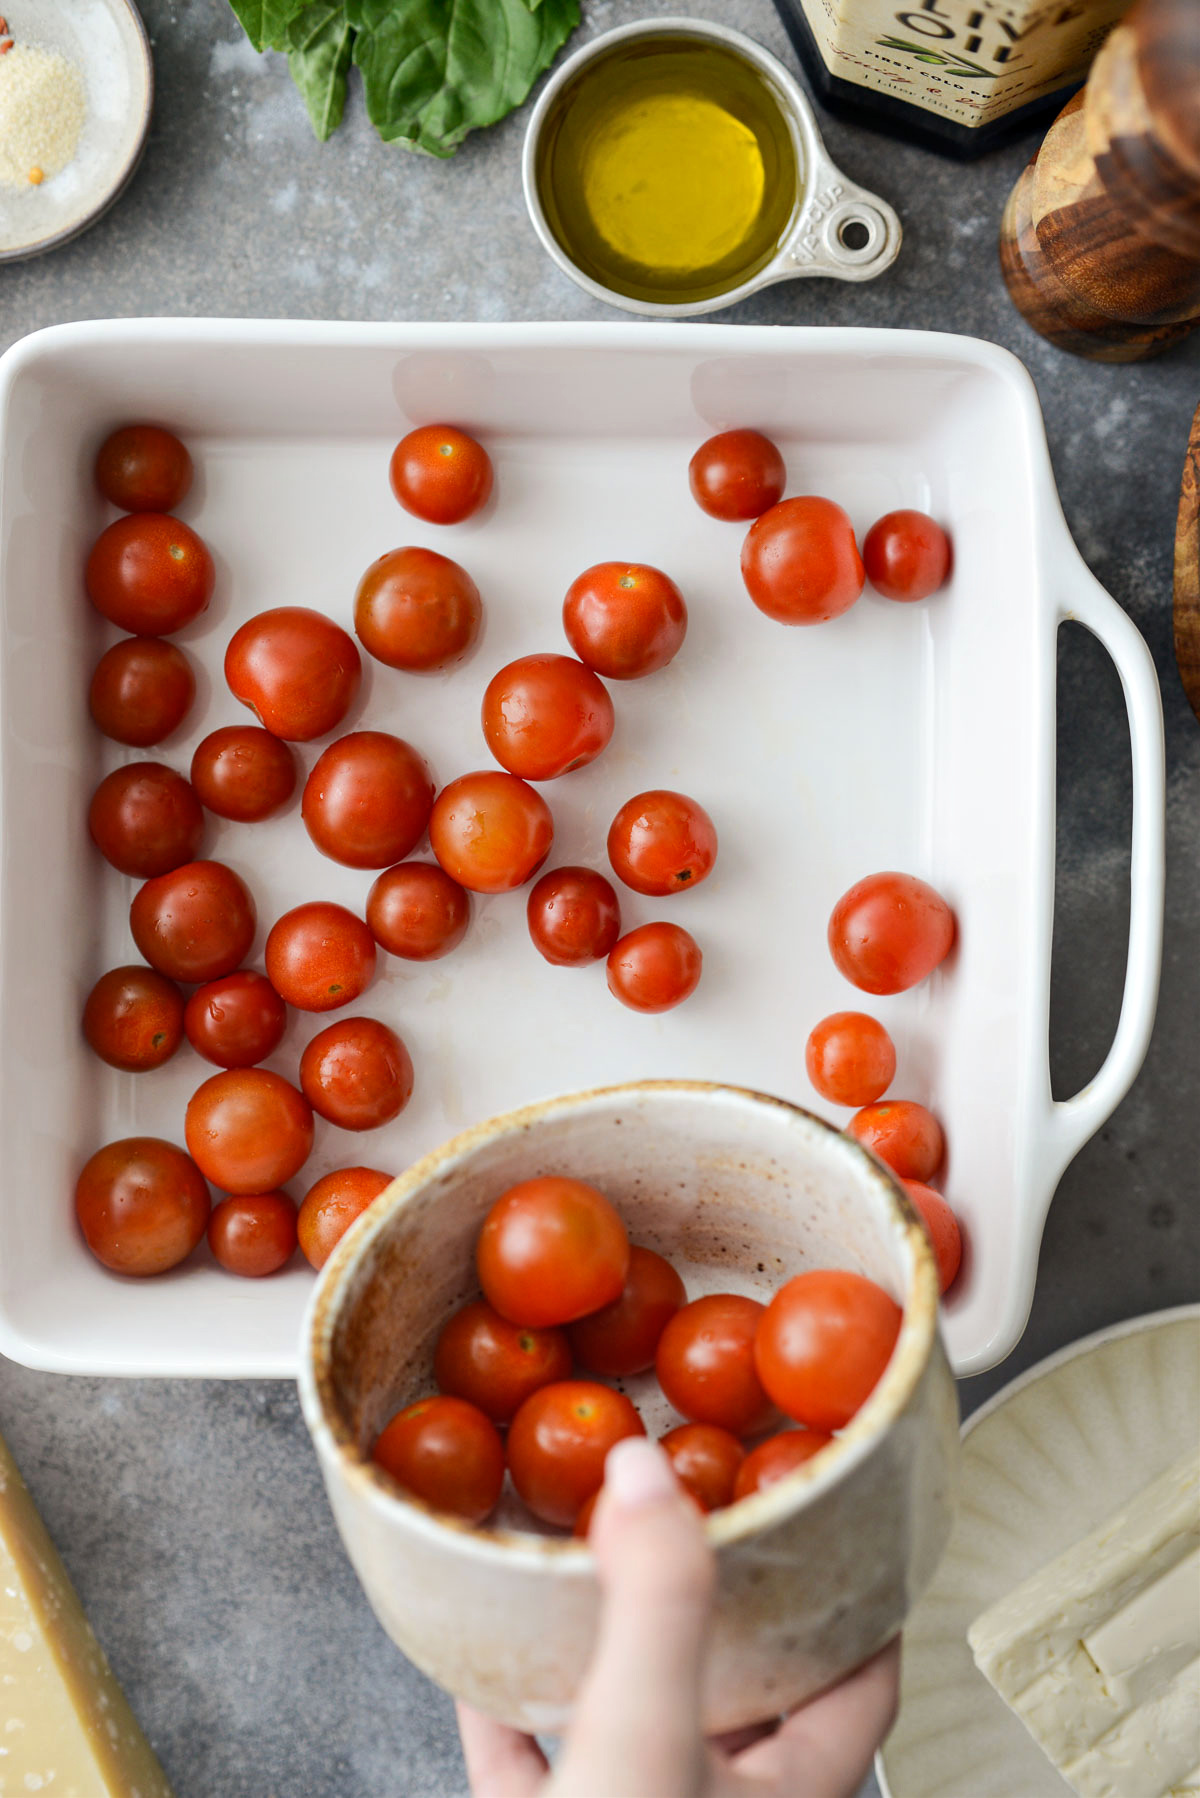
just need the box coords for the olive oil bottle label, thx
[796,0,1131,128]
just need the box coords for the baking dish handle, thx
[1042,549,1165,1175]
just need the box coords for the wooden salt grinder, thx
[999,0,1200,362]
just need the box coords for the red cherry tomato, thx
[298,1016,414,1131]
[476,1176,630,1328]
[130,860,256,984]
[507,1381,645,1528]
[863,509,951,603]
[902,1181,962,1294]
[573,1488,601,1538]
[848,1100,945,1182]
[83,966,185,1072]
[434,1299,573,1425]
[828,871,955,995]
[224,607,361,742]
[527,866,621,967]
[732,1428,834,1500]
[607,790,717,897]
[607,922,702,1013]
[88,762,205,879]
[190,726,297,823]
[185,1068,313,1195]
[297,1166,392,1269]
[265,901,376,1012]
[75,1137,209,1276]
[562,563,688,681]
[86,515,214,636]
[689,429,786,522]
[89,638,195,746]
[389,425,493,526]
[567,1245,685,1377]
[366,862,471,961]
[183,970,287,1069]
[354,546,482,672]
[373,1395,505,1524]
[482,654,614,782]
[805,1012,896,1108]
[429,771,553,895]
[656,1294,774,1437]
[302,732,434,870]
[741,497,864,626]
[754,1270,902,1433]
[94,425,193,513]
[207,1191,297,1278]
[661,1423,745,1511]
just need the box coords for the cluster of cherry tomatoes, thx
[371,1174,902,1532]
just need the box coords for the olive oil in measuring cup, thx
[533,34,801,308]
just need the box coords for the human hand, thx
[458,1436,900,1798]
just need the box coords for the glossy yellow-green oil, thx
[535,37,801,306]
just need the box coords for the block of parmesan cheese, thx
[0,1429,173,1796]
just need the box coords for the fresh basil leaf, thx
[286,5,353,139]
[347,0,578,158]
[227,0,310,52]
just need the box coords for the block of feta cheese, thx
[968,1450,1200,1798]
[0,1428,173,1795]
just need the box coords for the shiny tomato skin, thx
[507,1381,645,1528]
[607,790,717,897]
[656,1294,775,1437]
[755,1270,902,1433]
[298,1016,414,1131]
[567,1245,685,1377]
[606,922,702,1013]
[86,514,214,636]
[190,726,297,823]
[94,425,193,513]
[183,970,287,1069]
[265,901,376,1012]
[373,1395,505,1524]
[429,771,553,895]
[185,1068,313,1195]
[297,1166,391,1270]
[661,1423,744,1511]
[224,607,361,742]
[366,862,470,961]
[805,1012,896,1109]
[527,866,621,967]
[302,732,435,870]
[88,762,205,879]
[207,1191,297,1277]
[848,1100,945,1182]
[482,654,614,782]
[354,546,482,672]
[75,1137,209,1276]
[562,562,688,681]
[89,638,195,746]
[863,510,951,603]
[476,1176,630,1329]
[389,425,493,526]
[741,497,864,626]
[689,429,786,522]
[733,1428,834,1500]
[902,1181,962,1294]
[828,871,955,995]
[83,966,185,1072]
[434,1299,573,1426]
[130,860,256,984]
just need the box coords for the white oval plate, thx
[878,1303,1200,1797]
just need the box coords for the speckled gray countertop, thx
[0,3,1197,1794]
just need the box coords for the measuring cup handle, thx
[777,154,903,282]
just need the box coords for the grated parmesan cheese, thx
[0,42,85,190]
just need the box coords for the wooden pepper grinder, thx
[999,0,1200,361]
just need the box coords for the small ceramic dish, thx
[878,1303,1200,1798]
[298,1080,957,1735]
[0,0,152,264]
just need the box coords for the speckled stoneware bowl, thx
[298,1081,958,1733]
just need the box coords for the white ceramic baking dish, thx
[0,321,1164,1380]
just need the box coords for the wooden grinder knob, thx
[999,0,1200,361]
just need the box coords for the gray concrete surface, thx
[1,2,1197,1793]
